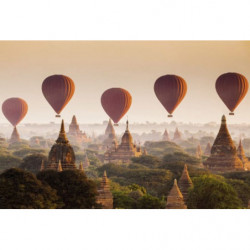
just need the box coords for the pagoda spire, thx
[56,120,69,144]
[166,179,187,209]
[126,120,129,131]
[178,164,193,203]
[10,126,20,143]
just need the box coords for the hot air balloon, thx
[216,72,249,115]
[154,74,187,117]
[42,74,75,117]
[101,88,132,126]
[2,98,28,126]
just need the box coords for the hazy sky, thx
[0,41,250,125]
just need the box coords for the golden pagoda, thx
[178,164,193,203]
[9,127,20,144]
[204,115,243,173]
[47,120,76,171]
[162,129,170,141]
[104,120,142,164]
[96,171,113,209]
[237,140,250,171]
[166,179,187,209]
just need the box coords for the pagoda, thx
[204,115,243,173]
[47,120,76,171]
[82,154,90,168]
[237,140,250,171]
[104,120,142,164]
[196,144,203,158]
[103,119,117,148]
[173,128,182,141]
[204,142,212,156]
[178,165,193,203]
[166,179,187,209]
[162,129,170,141]
[9,127,20,144]
[67,115,91,144]
[96,171,113,209]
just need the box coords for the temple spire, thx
[56,120,69,144]
[126,120,129,131]
[166,179,187,209]
[10,126,20,143]
[79,161,84,171]
[178,164,193,203]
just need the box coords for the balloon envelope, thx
[2,98,28,126]
[42,75,75,115]
[216,72,248,113]
[154,74,187,116]
[101,88,132,124]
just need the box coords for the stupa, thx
[196,144,203,158]
[162,129,170,141]
[237,140,250,171]
[166,179,187,209]
[204,115,243,173]
[47,120,76,171]
[96,171,113,209]
[103,119,117,148]
[9,127,20,143]
[178,164,193,203]
[173,128,182,141]
[104,120,142,164]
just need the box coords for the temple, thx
[178,165,193,203]
[196,144,202,158]
[162,129,170,141]
[47,120,76,171]
[96,171,113,209]
[82,154,90,169]
[173,127,182,141]
[237,140,250,171]
[104,120,142,164]
[166,179,187,209]
[67,115,91,145]
[103,119,117,148]
[204,115,243,173]
[9,127,20,144]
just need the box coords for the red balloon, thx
[2,98,28,127]
[42,75,75,116]
[216,72,248,115]
[154,75,187,117]
[101,88,132,124]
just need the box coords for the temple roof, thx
[168,179,183,199]
[121,120,133,145]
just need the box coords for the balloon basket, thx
[55,114,61,118]
[229,112,234,116]
[114,123,119,126]
[168,114,173,118]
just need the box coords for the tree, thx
[131,155,161,168]
[188,175,242,209]
[0,155,22,172]
[137,194,166,209]
[13,148,46,158]
[37,170,98,208]
[19,154,48,174]
[0,168,59,209]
